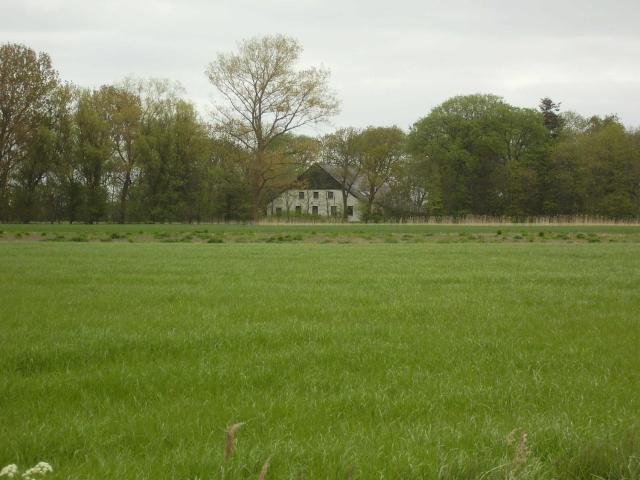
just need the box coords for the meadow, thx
[1,226,639,479]
[2,222,640,244]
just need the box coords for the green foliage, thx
[74,89,112,223]
[555,119,640,217]
[407,94,550,217]
[0,43,59,220]
[357,125,406,218]
[2,41,639,224]
[132,99,212,222]
[406,95,639,220]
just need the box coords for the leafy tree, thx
[133,98,211,222]
[539,97,563,138]
[357,126,406,219]
[408,94,550,216]
[12,126,55,222]
[97,85,143,223]
[575,118,639,217]
[0,43,58,219]
[45,84,81,223]
[74,90,111,223]
[546,114,640,217]
[206,35,339,220]
[384,157,431,218]
[207,138,252,221]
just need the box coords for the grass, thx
[2,223,640,245]
[1,229,639,479]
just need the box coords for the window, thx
[330,205,337,216]
[295,206,302,214]
[298,191,305,199]
[276,207,282,216]
[327,191,334,199]
[312,205,318,215]
[313,191,319,199]
[347,205,354,216]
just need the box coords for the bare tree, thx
[206,35,339,220]
[321,127,362,220]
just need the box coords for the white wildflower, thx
[21,462,52,479]
[34,464,51,474]
[0,465,18,478]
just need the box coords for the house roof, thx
[298,163,367,199]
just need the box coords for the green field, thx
[2,222,640,244]
[1,227,639,479]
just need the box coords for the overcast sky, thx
[3,0,639,132]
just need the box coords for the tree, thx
[134,98,211,222]
[12,126,55,222]
[75,90,111,223]
[206,35,339,220]
[384,157,434,218]
[539,97,563,138]
[45,84,81,223]
[570,118,639,217]
[96,85,142,223]
[408,94,503,215]
[321,127,362,219]
[408,95,550,216]
[207,138,252,221]
[0,43,58,219]
[357,126,406,219]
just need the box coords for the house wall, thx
[267,189,361,221]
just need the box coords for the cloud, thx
[2,0,639,129]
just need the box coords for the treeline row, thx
[404,96,640,218]
[0,43,247,224]
[1,41,639,224]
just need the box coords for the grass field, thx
[2,222,640,244]
[1,227,639,479]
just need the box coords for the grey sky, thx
[3,0,639,132]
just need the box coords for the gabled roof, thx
[298,163,367,199]
[298,164,343,190]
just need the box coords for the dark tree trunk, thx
[119,171,131,224]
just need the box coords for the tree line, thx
[1,37,638,223]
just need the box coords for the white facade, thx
[266,189,361,221]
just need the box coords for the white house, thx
[266,164,365,221]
